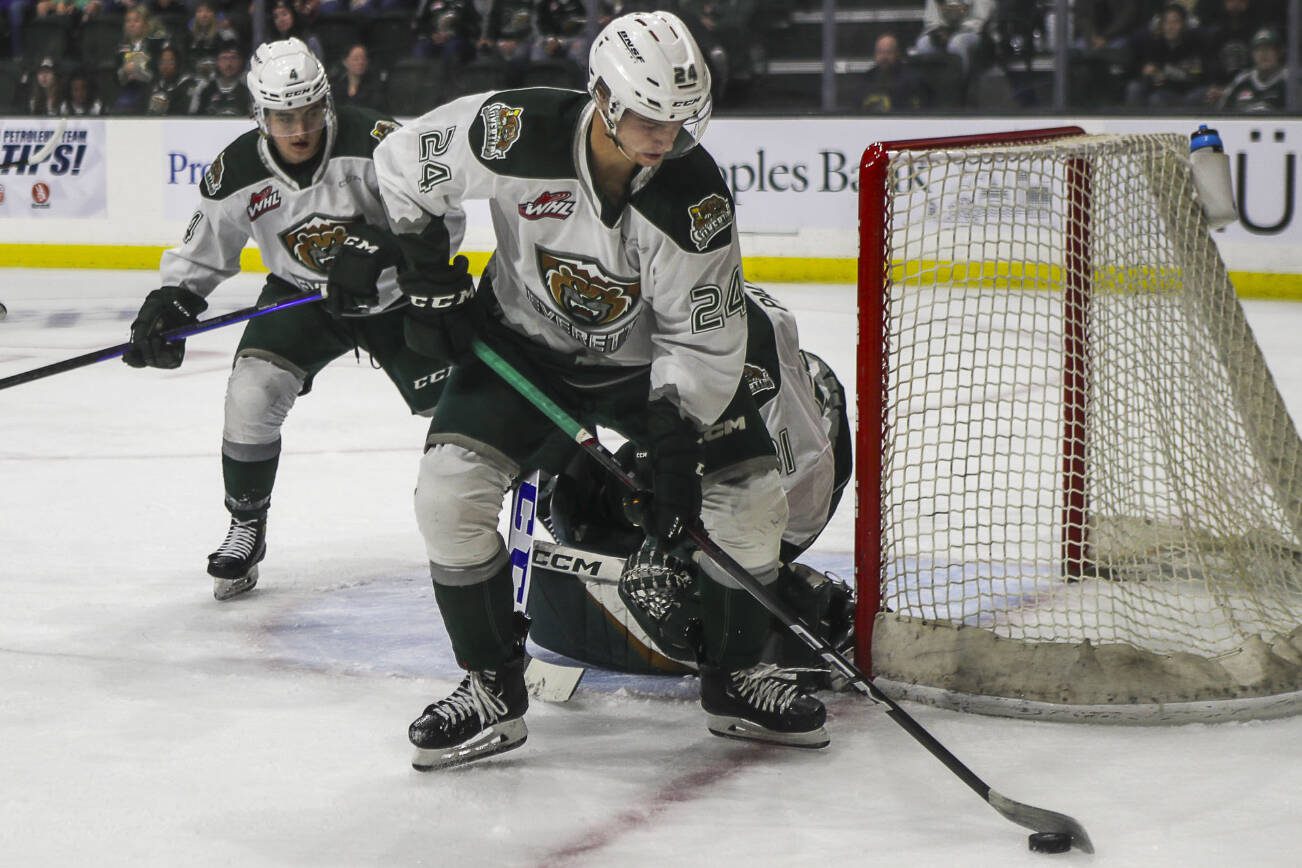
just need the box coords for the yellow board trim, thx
[2,243,1300,300]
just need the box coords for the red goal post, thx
[853,127,1302,722]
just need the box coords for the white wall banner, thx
[0,119,107,219]
[162,118,253,220]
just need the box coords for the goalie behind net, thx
[856,129,1302,723]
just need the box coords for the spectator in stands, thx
[115,7,167,114]
[1217,25,1286,111]
[1073,0,1146,51]
[1124,3,1214,107]
[147,43,200,114]
[1201,0,1268,90]
[265,0,324,60]
[191,40,250,114]
[331,43,387,110]
[318,0,408,17]
[187,0,240,78]
[850,31,930,113]
[60,69,105,114]
[26,57,61,116]
[413,1,480,67]
[914,0,995,76]
[485,4,535,67]
[533,0,588,66]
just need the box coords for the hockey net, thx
[856,127,1302,722]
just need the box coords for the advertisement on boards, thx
[0,119,106,218]
[162,118,253,220]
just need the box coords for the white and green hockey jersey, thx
[160,105,403,310]
[374,87,747,428]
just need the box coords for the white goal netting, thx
[859,132,1302,722]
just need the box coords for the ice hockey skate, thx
[700,663,829,749]
[409,653,529,771]
[207,515,266,601]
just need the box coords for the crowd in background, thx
[0,1,1297,116]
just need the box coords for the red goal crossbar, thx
[854,126,1088,673]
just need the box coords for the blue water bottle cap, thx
[1190,124,1223,153]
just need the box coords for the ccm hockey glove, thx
[400,254,478,361]
[324,224,400,318]
[123,286,208,369]
[643,398,704,545]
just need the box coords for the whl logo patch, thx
[687,193,732,251]
[246,186,282,221]
[279,213,358,274]
[479,102,523,160]
[519,190,576,221]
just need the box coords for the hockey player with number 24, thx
[122,38,451,602]
[347,10,830,769]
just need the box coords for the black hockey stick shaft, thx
[0,290,322,392]
[471,338,1094,854]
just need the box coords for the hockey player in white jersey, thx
[532,282,854,678]
[122,38,451,601]
[335,10,829,768]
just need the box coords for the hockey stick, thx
[0,290,322,392]
[0,117,68,170]
[470,338,1095,854]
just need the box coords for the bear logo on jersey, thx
[480,102,523,160]
[537,249,641,328]
[279,213,360,274]
[687,193,733,251]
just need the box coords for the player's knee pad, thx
[698,468,788,586]
[221,354,303,453]
[415,443,512,570]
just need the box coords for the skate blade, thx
[213,566,259,601]
[706,714,830,749]
[411,717,528,771]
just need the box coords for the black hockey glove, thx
[324,224,400,318]
[400,254,478,361]
[122,286,208,369]
[642,398,704,546]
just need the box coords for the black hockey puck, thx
[1028,832,1073,854]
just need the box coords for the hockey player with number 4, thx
[337,9,830,769]
[123,38,451,601]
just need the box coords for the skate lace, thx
[431,671,509,726]
[214,518,261,560]
[732,663,803,713]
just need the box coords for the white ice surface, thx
[1,271,1299,867]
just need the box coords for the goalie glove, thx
[618,539,702,663]
[122,286,208,369]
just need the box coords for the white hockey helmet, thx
[587,11,712,159]
[247,37,334,139]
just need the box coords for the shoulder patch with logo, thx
[278,213,359,275]
[246,186,282,222]
[370,119,399,143]
[202,153,226,197]
[480,102,523,160]
[519,190,576,221]
[743,362,777,402]
[532,247,642,354]
[687,193,733,251]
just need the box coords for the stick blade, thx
[988,790,1095,854]
[524,657,585,703]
